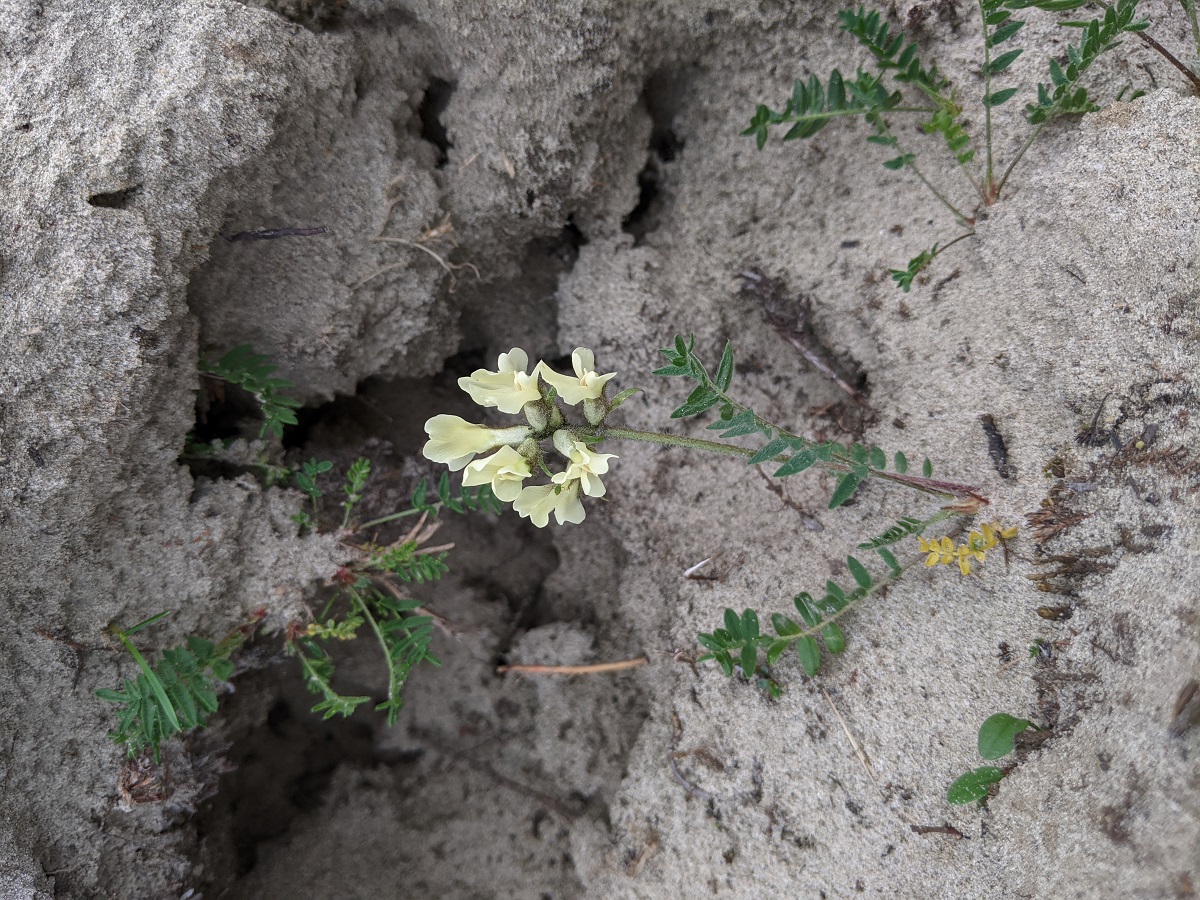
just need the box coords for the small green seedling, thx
[745,2,1167,289]
[97,611,248,760]
[947,712,1038,804]
[199,344,302,439]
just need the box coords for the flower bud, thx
[582,396,607,426]
[524,401,550,431]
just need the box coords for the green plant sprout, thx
[99,342,508,757]
[744,2,1158,290]
[947,712,1039,804]
[199,344,303,438]
[96,611,251,760]
[421,339,1018,687]
[283,459,500,724]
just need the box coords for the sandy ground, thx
[1,1,1198,898]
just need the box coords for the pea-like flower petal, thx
[537,348,617,405]
[551,430,616,498]
[422,415,531,472]
[461,445,531,502]
[458,348,543,414]
[513,481,586,527]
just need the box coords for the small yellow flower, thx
[918,535,958,567]
[513,480,586,527]
[458,348,543,414]
[551,430,617,498]
[983,521,1019,544]
[537,348,617,405]
[461,445,532,502]
[957,543,985,575]
[422,415,531,472]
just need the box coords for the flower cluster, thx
[918,522,1018,576]
[422,348,619,527]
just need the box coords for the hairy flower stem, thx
[603,426,762,460]
[603,427,986,506]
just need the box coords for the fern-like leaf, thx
[1022,0,1147,125]
[743,69,901,147]
[98,624,238,760]
[200,345,302,439]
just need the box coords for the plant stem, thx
[907,160,972,224]
[979,0,997,197]
[358,504,441,530]
[604,426,985,504]
[995,117,1049,199]
[348,587,396,713]
[603,427,760,460]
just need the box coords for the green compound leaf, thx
[987,48,1023,75]
[890,244,939,292]
[847,556,872,590]
[797,636,821,676]
[822,622,847,653]
[773,447,823,477]
[749,436,795,466]
[771,613,802,636]
[857,515,926,550]
[741,608,760,641]
[715,341,735,392]
[740,644,758,676]
[947,766,1006,804]
[984,87,1020,107]
[829,470,865,508]
[723,608,743,641]
[978,713,1032,760]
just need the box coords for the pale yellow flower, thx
[513,480,586,527]
[537,348,617,405]
[461,445,531,502]
[458,348,543,414]
[422,415,531,472]
[550,430,616,498]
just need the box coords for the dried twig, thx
[496,657,647,676]
[667,709,715,802]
